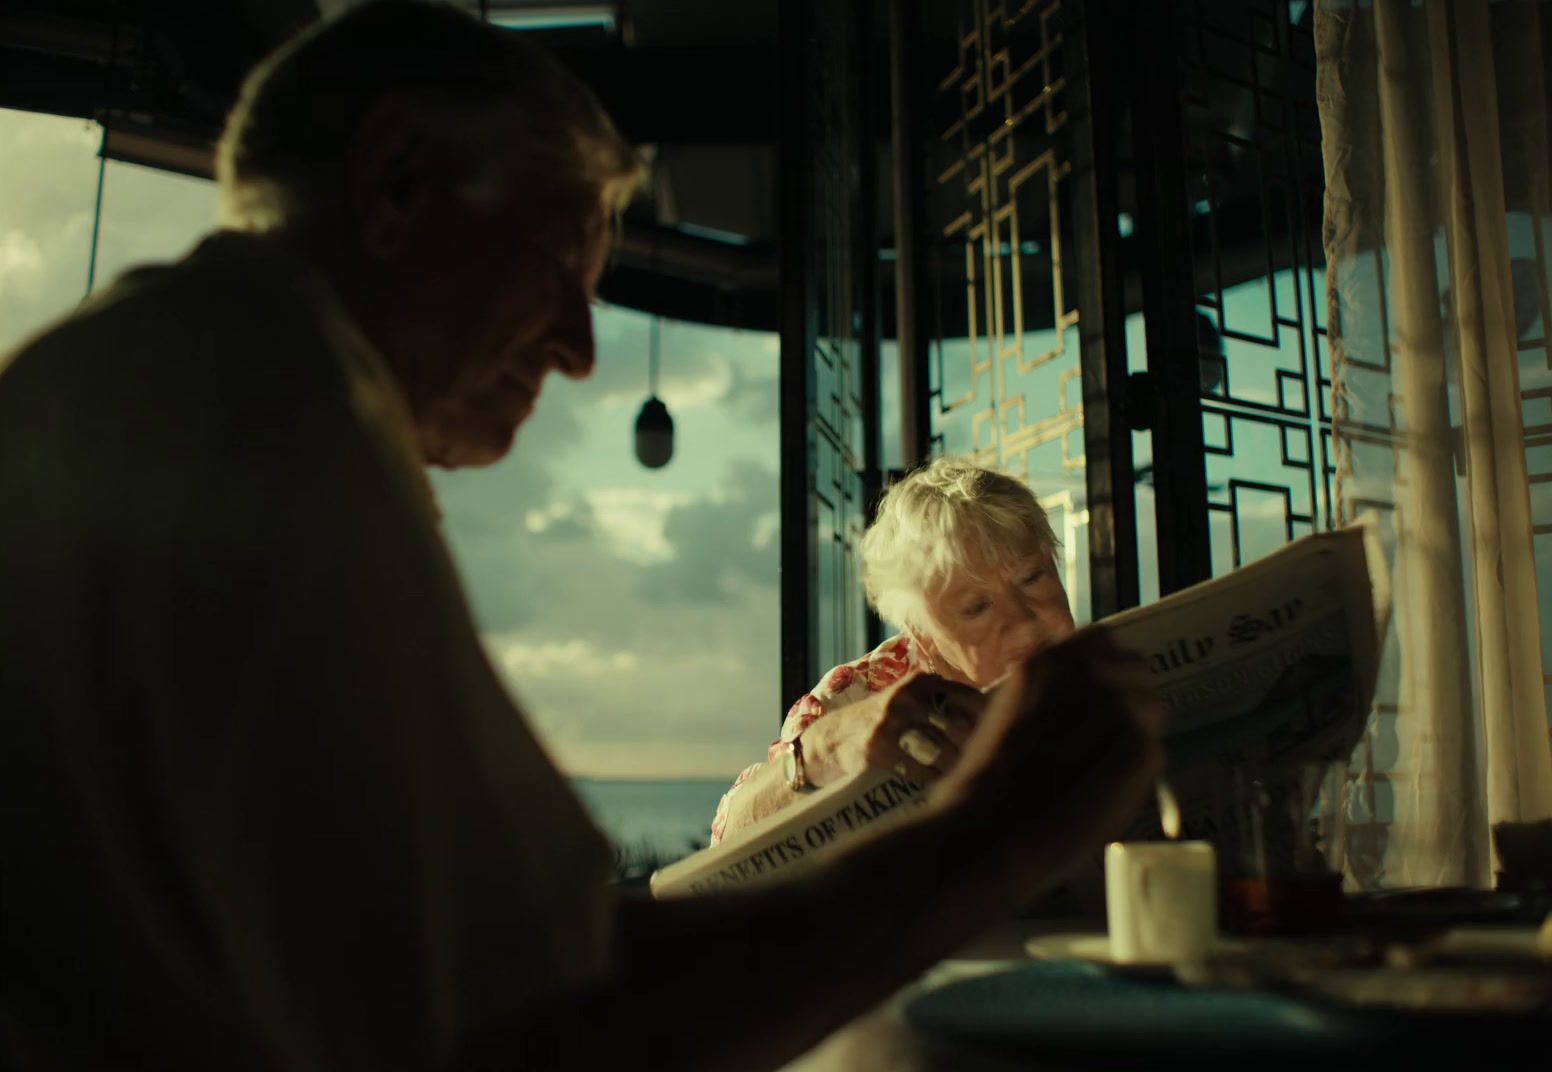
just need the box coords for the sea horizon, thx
[570,775,728,863]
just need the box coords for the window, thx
[0,109,100,355]
[431,309,781,865]
[0,106,781,868]
[92,160,217,285]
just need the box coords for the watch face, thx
[783,745,798,784]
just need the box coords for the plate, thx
[904,960,1377,1063]
[903,961,1551,1067]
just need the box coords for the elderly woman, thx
[712,458,1077,843]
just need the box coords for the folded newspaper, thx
[651,520,1389,898]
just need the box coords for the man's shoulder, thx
[88,232,335,366]
[3,233,354,426]
[0,231,388,511]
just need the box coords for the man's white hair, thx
[215,0,643,232]
[861,457,1060,630]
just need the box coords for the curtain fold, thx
[1319,0,1552,889]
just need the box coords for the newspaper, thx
[1115,520,1387,859]
[651,520,1388,898]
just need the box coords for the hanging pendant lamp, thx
[635,317,674,469]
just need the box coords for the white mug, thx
[1105,841,1218,964]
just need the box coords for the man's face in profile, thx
[359,129,612,469]
[411,179,609,469]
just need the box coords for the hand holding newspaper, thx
[651,520,1388,898]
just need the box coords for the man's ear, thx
[347,92,438,260]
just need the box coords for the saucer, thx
[1024,933,1119,962]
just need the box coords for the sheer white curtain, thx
[1318,0,1552,889]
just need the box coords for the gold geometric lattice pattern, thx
[932,0,1090,613]
[935,0,1085,483]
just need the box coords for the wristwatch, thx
[782,734,813,792]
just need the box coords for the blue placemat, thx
[903,960,1547,1067]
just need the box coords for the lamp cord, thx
[85,6,123,297]
[85,144,106,296]
[649,317,661,397]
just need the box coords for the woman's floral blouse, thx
[708,633,922,845]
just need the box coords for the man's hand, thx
[497,630,1164,1072]
[934,627,1165,895]
[800,673,986,788]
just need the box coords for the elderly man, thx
[0,3,1160,1070]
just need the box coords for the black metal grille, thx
[923,0,1122,622]
[780,1,880,706]
[1180,0,1338,572]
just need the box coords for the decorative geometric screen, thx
[1180,0,1338,573]
[926,0,1099,622]
[1172,0,1385,875]
[1519,222,1552,731]
[812,4,873,677]
[788,0,874,693]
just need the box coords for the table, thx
[779,960,1036,1072]
[778,923,1088,1072]
[779,911,1552,1071]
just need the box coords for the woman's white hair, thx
[215,0,644,232]
[861,457,1060,630]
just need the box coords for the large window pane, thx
[91,160,218,288]
[431,307,781,867]
[0,109,101,354]
[0,105,783,870]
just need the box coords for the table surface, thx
[778,913,1552,1072]
[778,961,1033,1072]
[778,922,1091,1072]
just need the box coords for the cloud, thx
[590,351,737,414]
[525,498,596,541]
[442,458,785,778]
[430,448,561,632]
[487,635,640,678]
[0,230,45,301]
[585,486,696,562]
[656,358,735,411]
[586,303,778,421]
[428,379,593,630]
[638,460,780,603]
[503,585,782,778]
[751,510,779,550]
[0,111,101,355]
[724,357,780,426]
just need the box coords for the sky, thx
[0,106,782,780]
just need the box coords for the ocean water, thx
[571,777,730,867]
